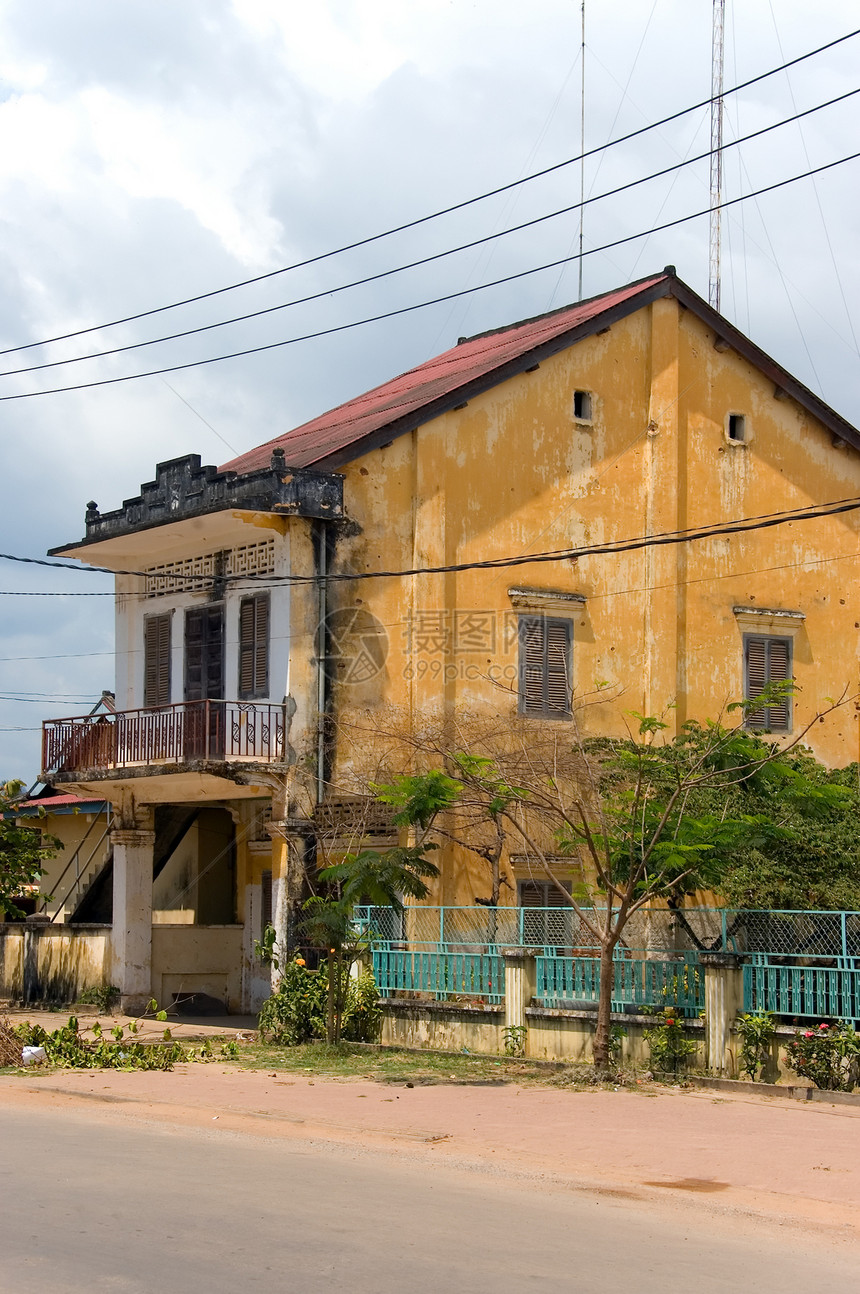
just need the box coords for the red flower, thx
[803,1031,815,1038]
[818,1023,829,1030]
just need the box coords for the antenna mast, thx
[578,0,585,300]
[709,0,725,312]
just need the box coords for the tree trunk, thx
[334,953,345,1044]
[326,948,336,1044]
[593,941,617,1072]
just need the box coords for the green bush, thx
[258,960,381,1046]
[644,1008,697,1076]
[784,1021,860,1092]
[736,1011,777,1082]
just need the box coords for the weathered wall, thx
[322,298,860,904]
[150,923,243,1012]
[379,1000,817,1080]
[379,999,705,1069]
[380,1001,504,1053]
[0,923,112,1002]
[114,520,292,712]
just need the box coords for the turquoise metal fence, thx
[355,906,860,1020]
[536,953,704,1016]
[354,905,860,959]
[744,959,860,1022]
[372,948,504,1004]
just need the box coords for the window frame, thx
[517,614,573,720]
[238,592,270,700]
[573,389,593,422]
[743,633,793,732]
[143,611,172,709]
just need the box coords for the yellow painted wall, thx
[320,297,860,904]
[150,924,243,1012]
[31,808,111,917]
[0,924,112,1001]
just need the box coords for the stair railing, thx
[40,806,114,922]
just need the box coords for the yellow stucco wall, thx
[150,924,243,1012]
[0,924,112,1001]
[319,297,860,903]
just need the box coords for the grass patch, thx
[232,1041,565,1085]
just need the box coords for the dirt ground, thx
[2,1018,859,1254]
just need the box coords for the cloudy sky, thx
[0,0,857,778]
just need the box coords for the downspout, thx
[316,520,328,806]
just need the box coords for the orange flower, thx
[294,957,306,967]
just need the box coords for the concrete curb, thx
[687,1075,860,1107]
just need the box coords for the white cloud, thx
[0,0,858,774]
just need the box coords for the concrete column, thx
[504,949,537,1044]
[700,952,746,1077]
[111,827,155,1015]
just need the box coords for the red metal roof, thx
[17,793,105,812]
[221,273,670,475]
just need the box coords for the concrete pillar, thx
[700,952,746,1077]
[111,826,155,1015]
[504,949,537,1049]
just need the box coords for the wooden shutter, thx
[143,613,171,708]
[184,605,224,702]
[745,635,791,731]
[765,637,791,730]
[745,636,768,729]
[544,618,572,716]
[518,616,572,718]
[519,880,572,947]
[519,616,545,716]
[239,594,269,698]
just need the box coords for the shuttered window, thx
[519,880,573,948]
[744,634,792,731]
[518,615,572,718]
[143,613,171,708]
[239,594,270,699]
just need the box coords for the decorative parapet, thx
[54,450,344,550]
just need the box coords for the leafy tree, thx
[300,844,439,1044]
[374,756,527,907]
[0,781,60,919]
[359,683,854,1071]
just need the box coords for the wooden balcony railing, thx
[42,700,287,776]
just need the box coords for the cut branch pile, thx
[0,1017,21,1067]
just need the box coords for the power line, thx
[0,590,114,596]
[2,518,860,671]
[250,494,860,587]
[3,149,859,405]
[0,650,114,663]
[0,697,100,704]
[0,552,147,579]
[2,28,857,361]
[3,87,856,382]
[5,493,860,604]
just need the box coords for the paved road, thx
[1,1104,856,1293]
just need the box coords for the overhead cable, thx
[2,86,856,381]
[4,494,860,594]
[2,150,859,404]
[1,27,857,360]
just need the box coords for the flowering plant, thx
[736,1012,777,1082]
[784,1021,860,1092]
[644,1008,697,1076]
